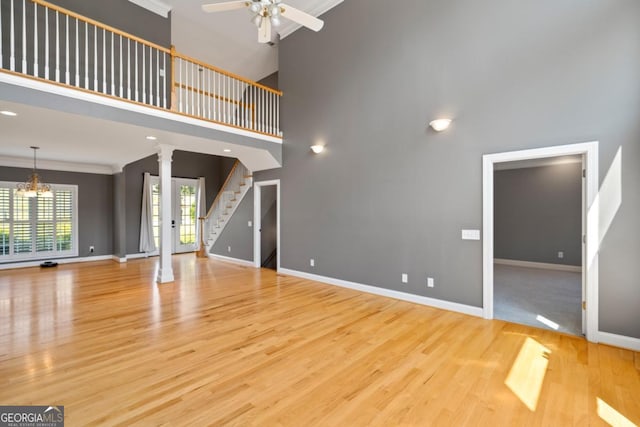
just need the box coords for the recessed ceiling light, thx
[310,145,325,154]
[0,110,17,117]
[146,136,157,140]
[223,149,232,153]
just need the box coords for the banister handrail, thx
[202,160,240,220]
[4,0,282,137]
[30,0,171,54]
[173,51,283,96]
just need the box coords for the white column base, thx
[156,267,175,283]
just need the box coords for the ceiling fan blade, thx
[279,3,324,32]
[258,18,272,43]
[202,1,248,13]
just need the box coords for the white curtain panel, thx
[139,172,157,253]
[196,177,206,245]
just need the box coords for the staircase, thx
[202,161,253,254]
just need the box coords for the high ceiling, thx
[165,0,343,81]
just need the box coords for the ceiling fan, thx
[202,0,324,43]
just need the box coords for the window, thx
[0,182,78,262]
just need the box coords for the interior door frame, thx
[253,180,280,271]
[482,141,599,342]
[172,177,200,254]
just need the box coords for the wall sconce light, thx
[429,118,452,132]
[310,145,325,154]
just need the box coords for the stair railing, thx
[0,0,282,137]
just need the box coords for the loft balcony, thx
[0,0,282,172]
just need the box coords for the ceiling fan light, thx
[270,15,281,27]
[249,2,262,13]
[270,4,280,16]
[253,14,263,27]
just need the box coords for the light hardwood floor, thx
[0,255,638,426]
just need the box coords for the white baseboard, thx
[0,254,115,270]
[494,258,582,273]
[597,331,640,352]
[278,268,483,318]
[209,253,255,267]
[126,252,155,260]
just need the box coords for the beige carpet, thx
[494,264,583,336]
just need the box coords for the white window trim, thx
[0,181,79,262]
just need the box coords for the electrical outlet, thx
[227,246,231,253]
[248,220,252,227]
[89,246,94,253]
[427,277,434,288]
[310,259,315,267]
[558,251,564,259]
[402,274,408,284]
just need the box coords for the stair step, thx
[234,191,241,194]
[240,182,246,186]
[244,175,253,178]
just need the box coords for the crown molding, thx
[0,155,116,175]
[127,0,172,18]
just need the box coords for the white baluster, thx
[55,11,59,82]
[145,47,153,104]
[134,42,138,101]
[197,67,201,118]
[127,39,131,99]
[65,15,69,84]
[207,68,211,119]
[93,25,97,91]
[110,32,114,95]
[45,7,49,79]
[84,21,88,88]
[177,58,182,112]
[276,93,280,135]
[119,35,123,97]
[33,3,38,76]
[215,71,219,122]
[102,28,107,94]
[74,18,79,86]
[156,49,160,106]
[162,52,166,108]
[0,0,3,68]
[22,0,26,73]
[9,0,15,71]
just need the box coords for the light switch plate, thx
[402,274,408,283]
[248,221,252,227]
[462,229,481,240]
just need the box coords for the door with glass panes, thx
[151,178,199,254]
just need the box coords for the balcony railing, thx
[0,0,282,138]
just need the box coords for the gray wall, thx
[0,166,113,257]
[211,188,255,261]
[257,0,639,338]
[49,0,171,47]
[123,151,234,255]
[494,163,582,266]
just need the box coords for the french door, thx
[151,177,200,254]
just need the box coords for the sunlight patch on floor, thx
[597,398,637,427]
[505,337,551,411]
[535,314,560,330]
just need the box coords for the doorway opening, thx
[493,155,583,335]
[483,142,599,342]
[253,180,280,271]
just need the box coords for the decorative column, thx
[157,144,175,283]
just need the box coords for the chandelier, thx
[17,146,52,198]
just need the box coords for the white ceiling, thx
[166,0,343,81]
